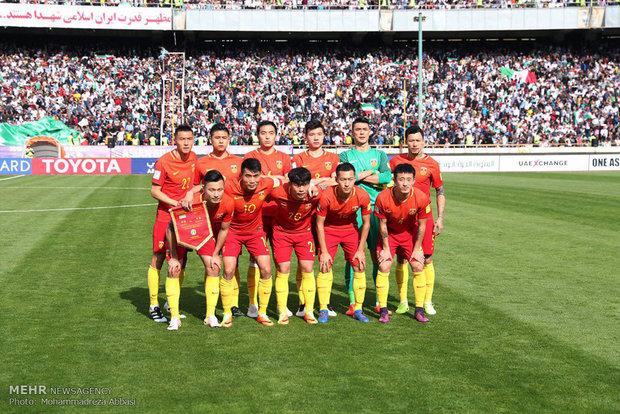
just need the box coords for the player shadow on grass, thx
[119,280,402,321]
[119,284,217,321]
[119,287,152,319]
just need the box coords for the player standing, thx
[375,164,431,323]
[339,117,392,315]
[147,125,197,323]
[220,158,279,327]
[268,167,322,325]
[166,170,234,330]
[290,119,340,317]
[188,123,245,317]
[315,163,371,323]
[243,121,292,318]
[389,125,446,315]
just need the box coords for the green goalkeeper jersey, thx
[339,147,392,205]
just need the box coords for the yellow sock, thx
[232,267,240,307]
[220,278,234,314]
[353,272,366,311]
[302,272,316,314]
[148,266,161,306]
[258,277,272,315]
[165,277,180,318]
[296,267,305,305]
[424,262,435,303]
[396,262,409,303]
[376,271,390,308]
[205,276,219,318]
[247,266,260,306]
[317,271,332,311]
[413,271,427,308]
[275,271,290,315]
[179,269,185,288]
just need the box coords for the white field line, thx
[0,175,25,181]
[0,186,150,190]
[0,203,157,214]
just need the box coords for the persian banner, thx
[0,4,172,30]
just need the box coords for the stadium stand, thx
[0,39,618,147]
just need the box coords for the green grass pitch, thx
[0,172,618,412]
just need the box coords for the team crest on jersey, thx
[325,161,332,170]
[370,159,378,168]
[158,241,165,249]
[304,204,311,210]
[420,167,428,176]
[216,213,224,220]
[276,160,283,169]
[409,208,417,215]
[259,191,265,200]
[352,206,359,212]
[231,164,238,173]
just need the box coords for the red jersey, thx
[374,187,430,234]
[316,186,371,231]
[291,150,340,179]
[224,176,278,235]
[152,150,198,222]
[206,194,235,234]
[244,148,292,177]
[389,153,444,197]
[194,152,242,185]
[268,183,322,233]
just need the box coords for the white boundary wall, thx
[434,153,620,172]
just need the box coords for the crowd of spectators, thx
[0,0,614,10]
[0,40,618,147]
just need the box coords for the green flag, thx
[0,117,81,145]
[500,67,515,79]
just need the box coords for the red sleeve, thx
[291,154,302,169]
[316,192,329,217]
[329,152,341,168]
[388,157,397,171]
[263,176,276,194]
[373,193,387,220]
[430,161,444,189]
[266,185,282,203]
[359,189,372,216]
[152,158,166,186]
[222,198,234,223]
[193,159,203,186]
[281,153,292,175]
[312,187,324,202]
[416,191,431,219]
[224,179,235,197]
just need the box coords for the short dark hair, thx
[288,167,312,186]
[174,124,193,137]
[304,119,326,135]
[257,120,277,135]
[336,162,356,176]
[393,163,416,179]
[352,117,370,129]
[241,158,262,174]
[405,125,424,140]
[203,170,225,185]
[210,123,229,137]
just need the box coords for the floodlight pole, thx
[414,13,426,128]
